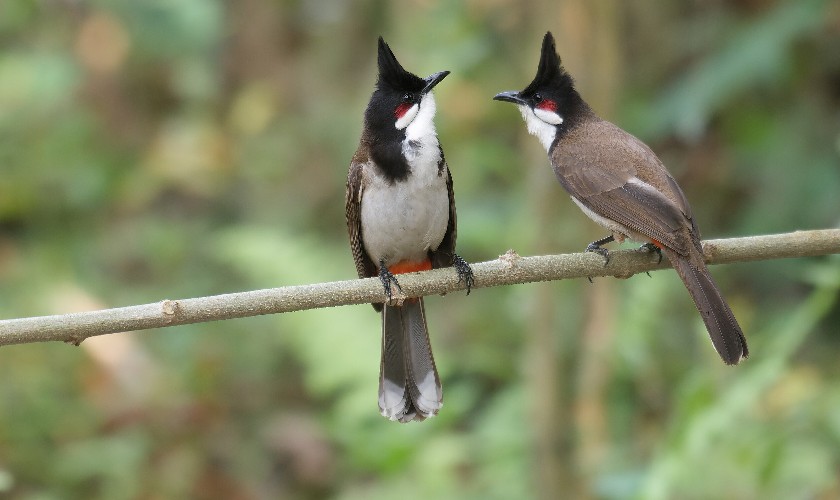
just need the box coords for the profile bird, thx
[493,32,748,364]
[346,37,474,422]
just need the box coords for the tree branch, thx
[1,229,838,347]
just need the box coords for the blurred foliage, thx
[0,0,839,499]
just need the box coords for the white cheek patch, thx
[395,103,419,130]
[534,107,563,125]
[404,94,437,142]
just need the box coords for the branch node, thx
[498,249,521,269]
[64,335,84,347]
[161,300,180,323]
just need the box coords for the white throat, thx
[519,105,562,152]
[399,93,440,169]
[401,93,437,140]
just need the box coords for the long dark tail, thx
[379,298,442,422]
[663,247,749,365]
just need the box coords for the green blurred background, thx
[1,0,839,498]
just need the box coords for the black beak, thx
[493,90,528,105]
[421,71,450,94]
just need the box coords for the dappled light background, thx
[1,1,839,498]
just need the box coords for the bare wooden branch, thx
[0,229,837,347]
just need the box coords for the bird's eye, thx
[402,93,415,102]
[533,93,542,101]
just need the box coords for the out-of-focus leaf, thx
[640,279,839,499]
[644,0,829,141]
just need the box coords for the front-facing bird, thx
[346,37,473,422]
[494,32,748,365]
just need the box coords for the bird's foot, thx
[638,242,663,264]
[379,260,404,306]
[453,254,474,295]
[585,235,615,266]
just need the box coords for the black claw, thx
[453,254,474,295]
[585,234,614,266]
[587,244,611,265]
[378,260,402,302]
[639,242,663,264]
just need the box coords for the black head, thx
[366,37,449,133]
[377,37,425,93]
[493,32,580,129]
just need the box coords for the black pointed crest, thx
[377,37,425,92]
[521,32,572,96]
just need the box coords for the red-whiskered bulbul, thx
[493,32,748,365]
[346,37,474,422]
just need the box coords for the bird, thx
[346,37,474,422]
[493,32,748,365]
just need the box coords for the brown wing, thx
[346,160,377,280]
[576,180,694,255]
[552,120,697,255]
[429,147,457,269]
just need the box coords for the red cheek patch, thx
[537,99,558,112]
[395,103,412,118]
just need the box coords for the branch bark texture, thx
[1,229,838,347]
